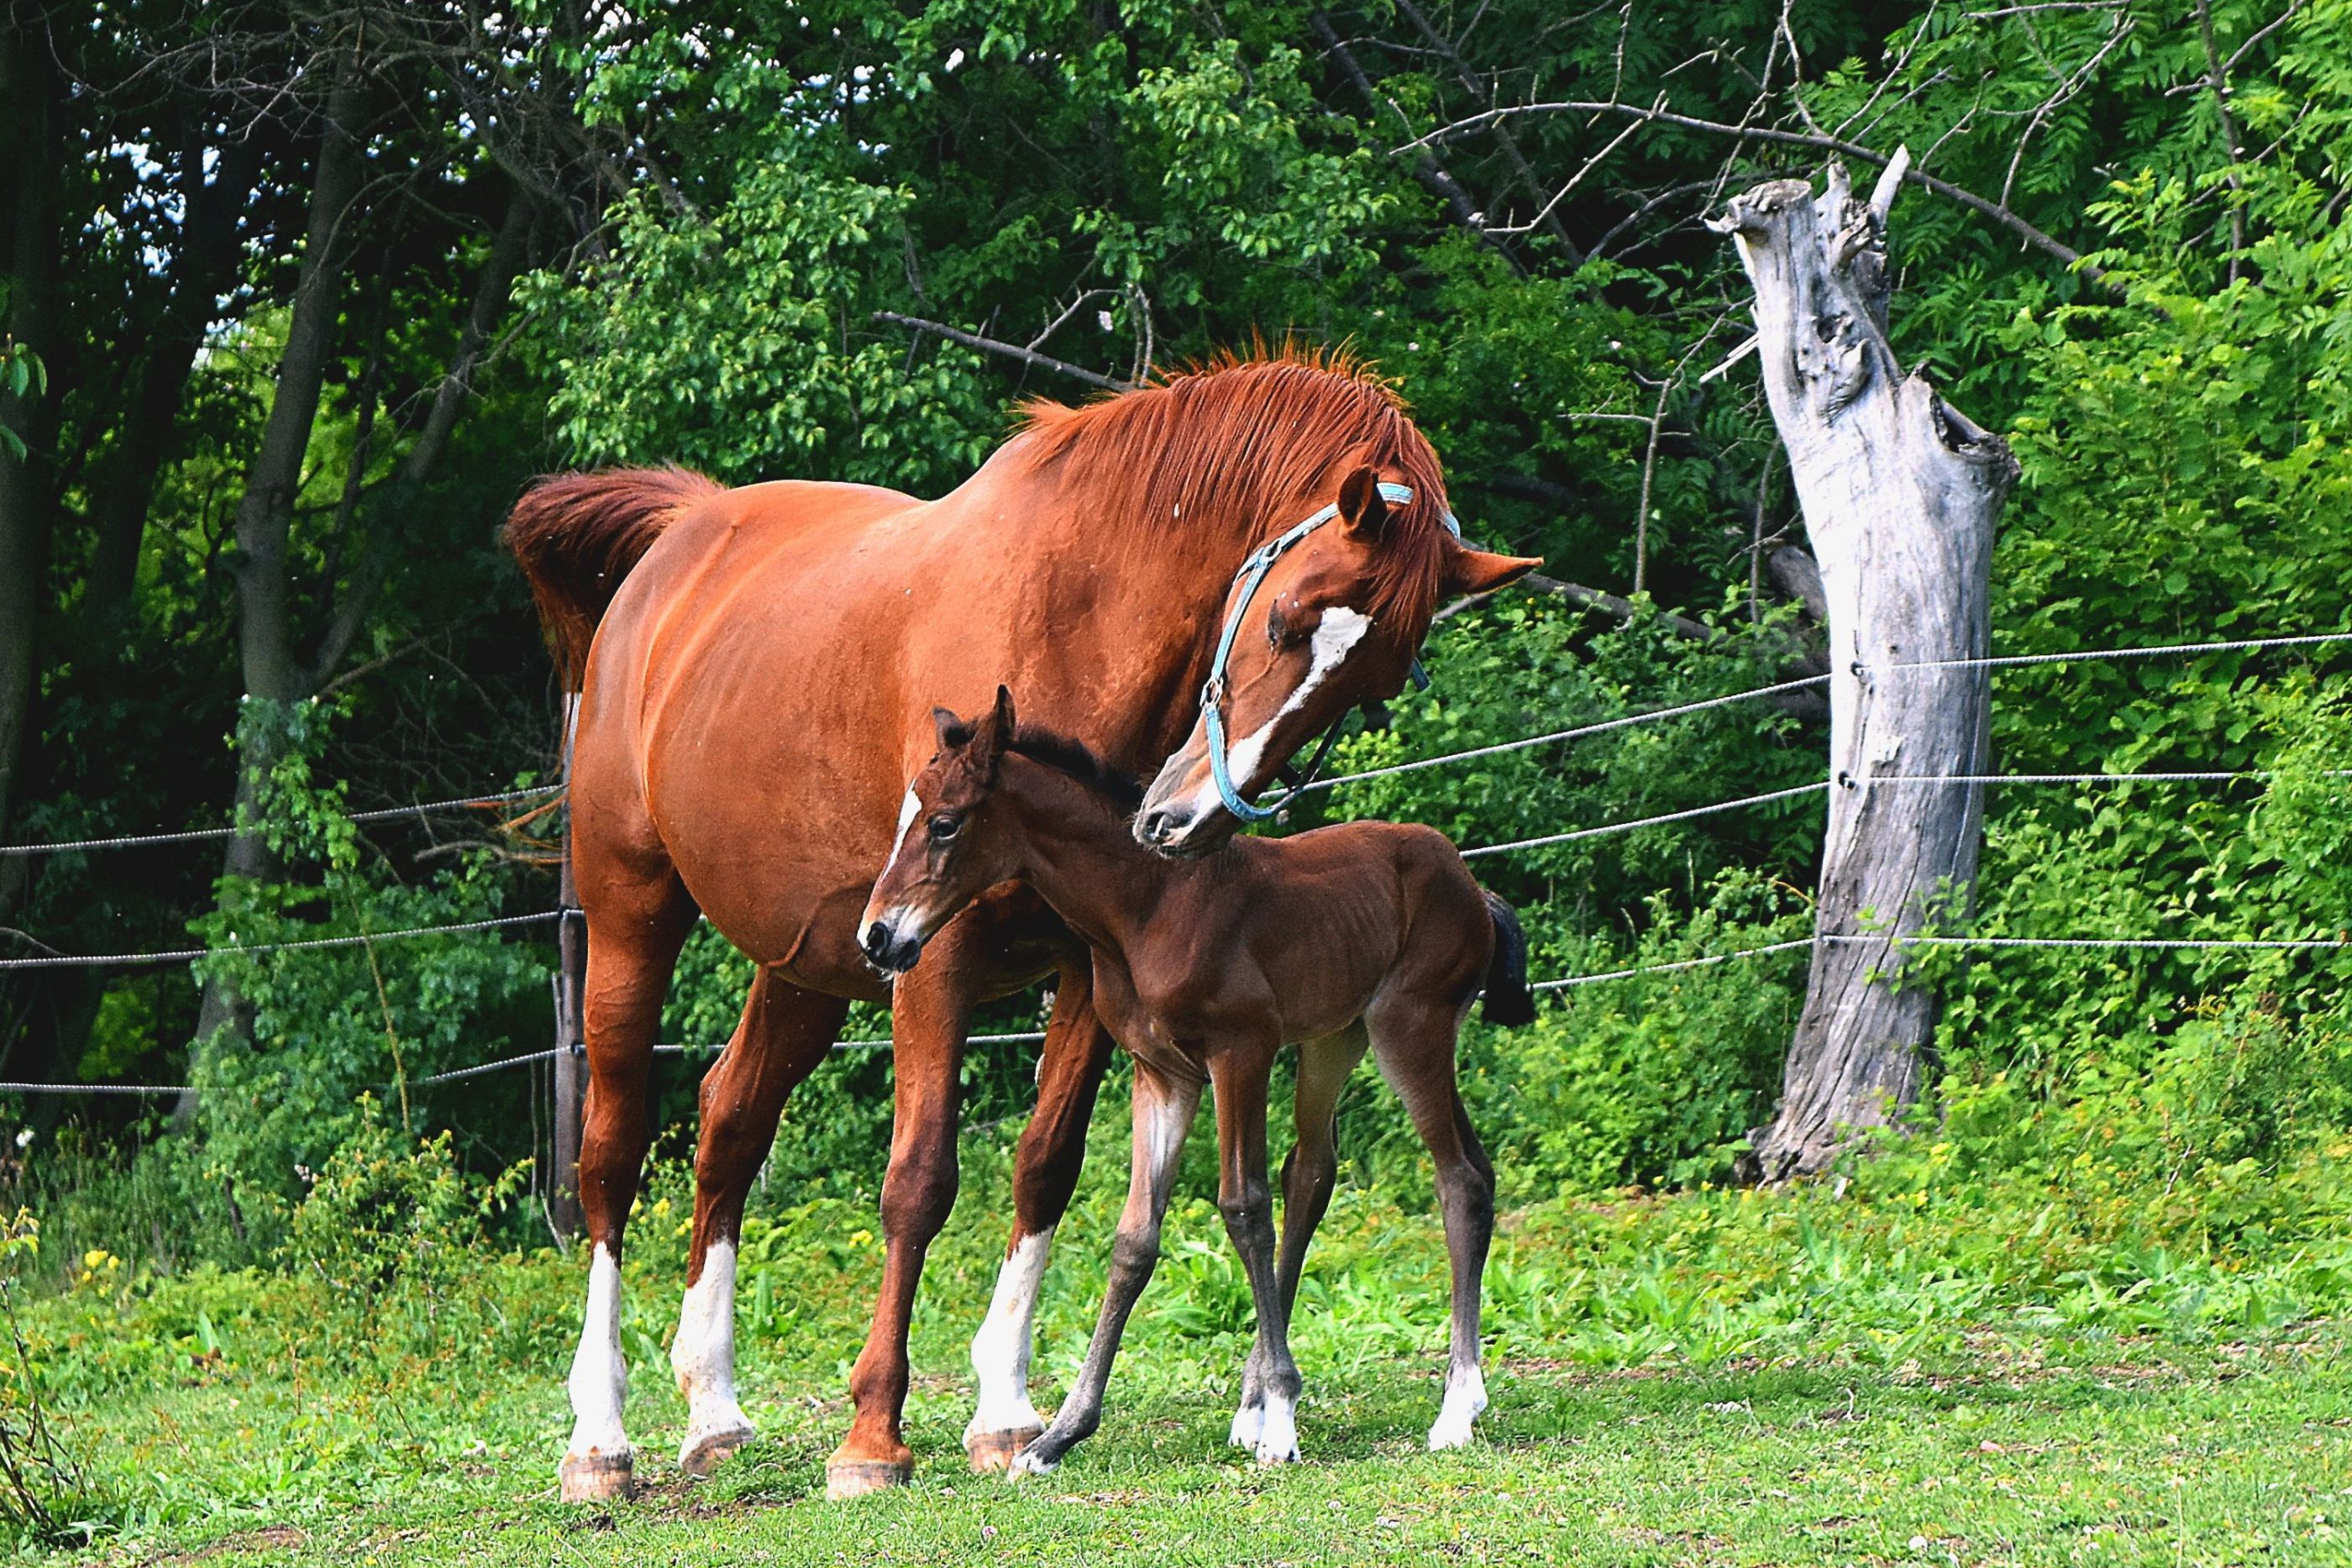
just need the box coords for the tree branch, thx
[1310,13,1524,273]
[874,312,1129,391]
[1399,98,2110,286]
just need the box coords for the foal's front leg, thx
[1009,1064,1201,1476]
[1209,1046,1301,1466]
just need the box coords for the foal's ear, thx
[932,705,973,750]
[1441,543,1543,600]
[1336,465,1391,543]
[970,685,1016,777]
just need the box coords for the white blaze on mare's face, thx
[965,1228,1055,1442]
[565,1243,630,1462]
[1191,605,1373,816]
[671,1240,753,1460]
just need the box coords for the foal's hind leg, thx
[1232,1025,1368,1450]
[560,870,699,1502]
[966,962,1116,1471]
[1367,999,1496,1452]
[671,970,850,1476]
[1206,1043,1305,1466]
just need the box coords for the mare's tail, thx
[1478,888,1536,1027]
[503,467,723,686]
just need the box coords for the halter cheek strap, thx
[1200,482,1462,823]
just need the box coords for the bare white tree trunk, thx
[1715,158,2017,1182]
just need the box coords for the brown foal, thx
[859,689,1534,1472]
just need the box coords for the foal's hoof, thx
[558,1449,637,1502]
[825,1457,915,1500]
[965,1424,1045,1474]
[1007,1445,1059,1480]
[680,1419,756,1477]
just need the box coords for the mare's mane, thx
[1005,724,1147,815]
[1012,347,1454,642]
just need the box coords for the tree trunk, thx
[0,20,62,920]
[80,127,268,633]
[179,76,371,1124]
[1715,159,2017,1183]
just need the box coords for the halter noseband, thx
[1200,481,1461,823]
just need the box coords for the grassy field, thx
[64,1320,2352,1565]
[19,1123,2352,1564]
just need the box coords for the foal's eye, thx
[927,815,960,843]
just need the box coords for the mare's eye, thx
[928,815,960,843]
[1265,604,1294,649]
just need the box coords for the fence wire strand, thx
[0,910,562,972]
[0,785,564,859]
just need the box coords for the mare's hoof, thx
[559,1450,638,1502]
[965,1425,1045,1474]
[680,1421,755,1477]
[825,1457,915,1500]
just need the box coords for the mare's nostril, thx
[859,923,891,963]
[1137,810,1174,845]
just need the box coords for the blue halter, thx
[1200,482,1460,822]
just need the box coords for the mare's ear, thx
[990,684,1018,736]
[1336,465,1390,543]
[932,705,973,750]
[1441,544,1543,600]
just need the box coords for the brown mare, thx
[504,353,1541,1501]
[859,688,1534,1471]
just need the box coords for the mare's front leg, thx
[1009,1063,1201,1476]
[559,874,699,1502]
[670,970,850,1476]
[1209,1044,1302,1465]
[966,959,1117,1471]
[827,914,981,1499]
[1232,1025,1368,1450]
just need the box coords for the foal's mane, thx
[1012,347,1455,642]
[1005,725,1147,815]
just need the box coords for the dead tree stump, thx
[1714,157,2018,1182]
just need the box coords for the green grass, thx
[61,1331,2352,1565]
[19,1120,2352,1564]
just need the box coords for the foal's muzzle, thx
[858,916,925,974]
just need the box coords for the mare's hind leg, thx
[671,970,851,1476]
[966,960,1117,1471]
[1232,1025,1369,1450]
[1366,998,1496,1452]
[1011,1063,1202,1476]
[560,871,699,1502]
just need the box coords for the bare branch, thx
[1399,99,2107,284]
[874,312,1130,391]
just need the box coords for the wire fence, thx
[3,627,2346,1098]
[0,784,564,859]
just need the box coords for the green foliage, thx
[282,1101,528,1357]
[181,699,543,1240]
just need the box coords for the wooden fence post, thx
[549,693,585,1240]
[1714,155,2018,1182]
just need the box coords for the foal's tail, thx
[503,467,723,686]
[1478,888,1536,1027]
